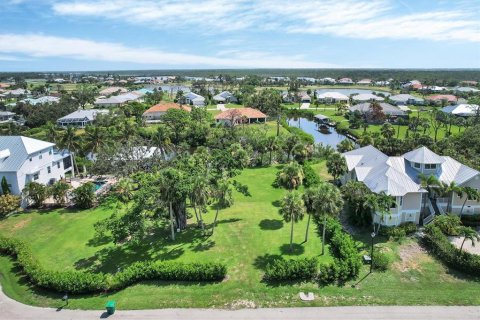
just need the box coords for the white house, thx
[316,91,349,104]
[342,146,480,226]
[0,136,73,197]
[94,92,143,107]
[181,92,206,106]
[56,109,109,128]
[352,93,385,103]
[389,94,424,106]
[0,111,16,123]
[441,104,479,117]
[213,91,238,104]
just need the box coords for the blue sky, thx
[0,0,479,71]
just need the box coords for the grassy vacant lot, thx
[1,164,480,309]
[311,108,465,140]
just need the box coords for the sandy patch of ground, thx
[12,217,31,230]
[393,241,429,272]
[449,234,480,256]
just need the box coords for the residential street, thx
[1,286,479,320]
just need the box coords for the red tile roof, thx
[427,94,457,102]
[144,102,191,113]
[215,107,267,120]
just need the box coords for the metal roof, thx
[351,93,384,101]
[57,109,109,122]
[0,136,54,172]
[403,146,445,164]
[349,102,406,116]
[316,91,349,100]
[441,104,479,116]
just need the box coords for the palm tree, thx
[45,122,59,144]
[279,191,305,251]
[364,192,395,232]
[458,187,479,218]
[380,123,395,141]
[59,127,81,175]
[437,181,462,213]
[304,183,344,252]
[458,226,480,252]
[276,162,304,191]
[83,125,108,156]
[266,136,280,165]
[189,174,211,230]
[326,152,347,184]
[418,173,439,213]
[211,173,231,236]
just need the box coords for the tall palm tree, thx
[380,123,395,141]
[45,122,59,144]
[458,187,479,218]
[303,182,344,252]
[458,226,480,252]
[83,125,108,156]
[266,135,280,165]
[276,162,304,191]
[364,192,395,233]
[189,174,211,230]
[279,191,305,251]
[437,181,462,213]
[59,127,81,175]
[418,173,439,213]
[326,152,347,184]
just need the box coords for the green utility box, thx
[105,300,116,315]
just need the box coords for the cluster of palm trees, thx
[276,162,344,253]
[419,173,480,217]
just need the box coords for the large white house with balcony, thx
[0,136,73,198]
[342,145,480,226]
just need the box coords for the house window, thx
[49,150,52,155]
[425,164,436,170]
[39,154,42,160]
[57,162,61,169]
[33,173,39,180]
[29,158,32,162]
[413,162,420,169]
[47,166,51,174]
[399,196,403,206]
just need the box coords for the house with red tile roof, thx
[142,102,191,122]
[426,94,458,105]
[215,107,267,126]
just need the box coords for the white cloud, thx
[52,0,480,42]
[0,54,28,61]
[0,33,338,68]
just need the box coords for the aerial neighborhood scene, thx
[0,1,479,319]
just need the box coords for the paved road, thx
[1,286,479,320]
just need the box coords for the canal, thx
[287,117,348,149]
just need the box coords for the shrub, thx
[22,182,48,208]
[0,236,227,294]
[71,182,96,209]
[422,224,480,277]
[264,258,318,282]
[433,214,461,236]
[379,222,417,239]
[302,163,321,187]
[461,214,480,227]
[50,180,71,206]
[0,194,21,217]
[372,252,390,271]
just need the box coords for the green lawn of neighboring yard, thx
[311,109,465,140]
[1,165,480,309]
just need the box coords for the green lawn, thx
[1,165,480,309]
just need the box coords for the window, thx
[39,154,42,159]
[57,162,61,169]
[29,158,32,162]
[33,173,39,180]
[47,166,51,174]
[413,162,420,169]
[399,196,403,206]
[425,164,436,170]
[49,149,52,155]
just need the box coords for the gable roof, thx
[316,91,349,100]
[352,93,384,101]
[213,91,236,101]
[349,102,406,116]
[403,146,445,164]
[441,104,479,116]
[57,109,109,122]
[143,102,191,114]
[0,136,55,172]
[389,94,424,103]
[215,108,267,120]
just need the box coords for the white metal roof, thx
[352,93,384,101]
[316,91,349,100]
[0,136,55,172]
[403,146,445,164]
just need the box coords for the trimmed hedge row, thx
[264,258,317,282]
[316,218,362,284]
[378,222,417,239]
[0,236,226,294]
[422,224,480,277]
[263,217,362,284]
